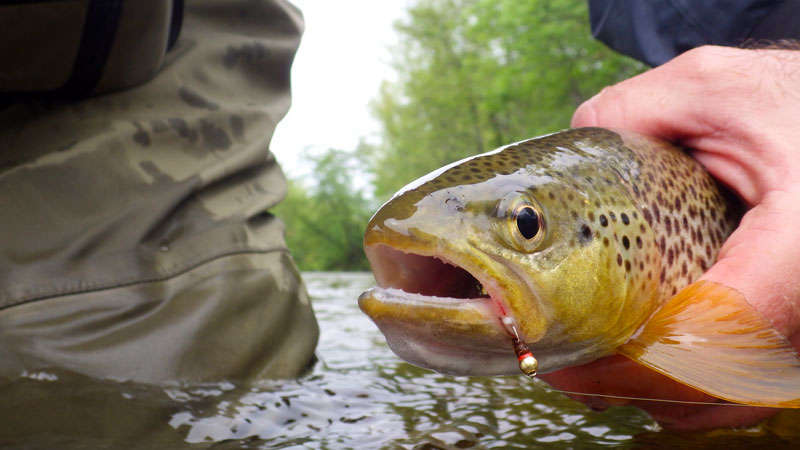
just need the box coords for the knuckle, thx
[674,46,733,79]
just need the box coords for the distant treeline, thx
[274,0,644,271]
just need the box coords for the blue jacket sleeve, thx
[589,0,800,66]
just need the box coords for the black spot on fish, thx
[579,224,592,244]
[599,215,608,227]
[643,209,653,225]
[622,236,630,249]
[621,213,630,225]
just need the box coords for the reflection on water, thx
[0,272,798,449]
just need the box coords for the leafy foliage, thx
[280,0,645,271]
[366,0,645,199]
[274,149,374,271]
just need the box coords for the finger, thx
[700,191,800,340]
[573,46,800,205]
[571,46,744,141]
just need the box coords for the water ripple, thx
[0,272,797,449]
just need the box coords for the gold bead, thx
[519,354,538,377]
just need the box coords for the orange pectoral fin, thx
[617,281,800,408]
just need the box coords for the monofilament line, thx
[545,388,770,407]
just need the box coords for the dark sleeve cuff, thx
[589,0,797,66]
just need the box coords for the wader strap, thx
[168,0,184,51]
[58,0,124,98]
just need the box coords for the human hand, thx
[540,45,800,430]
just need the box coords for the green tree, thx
[367,0,645,199]
[274,149,373,271]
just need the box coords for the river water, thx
[0,272,797,449]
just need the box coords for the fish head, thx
[360,131,662,376]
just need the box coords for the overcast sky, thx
[271,0,411,179]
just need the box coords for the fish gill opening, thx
[367,244,489,299]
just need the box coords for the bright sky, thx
[271,0,412,179]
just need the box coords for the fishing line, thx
[540,388,770,407]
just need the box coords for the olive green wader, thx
[0,0,319,383]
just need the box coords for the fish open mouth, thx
[359,243,521,376]
[365,245,492,301]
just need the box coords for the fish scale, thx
[613,131,740,297]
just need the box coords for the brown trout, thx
[359,128,800,407]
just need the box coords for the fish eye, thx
[495,195,546,253]
[515,205,540,239]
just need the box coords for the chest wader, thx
[0,0,318,383]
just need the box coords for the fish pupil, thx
[516,207,540,239]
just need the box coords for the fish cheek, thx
[467,231,550,341]
[533,240,655,357]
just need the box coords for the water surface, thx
[0,272,797,449]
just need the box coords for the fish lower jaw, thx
[358,286,520,375]
[377,316,521,376]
